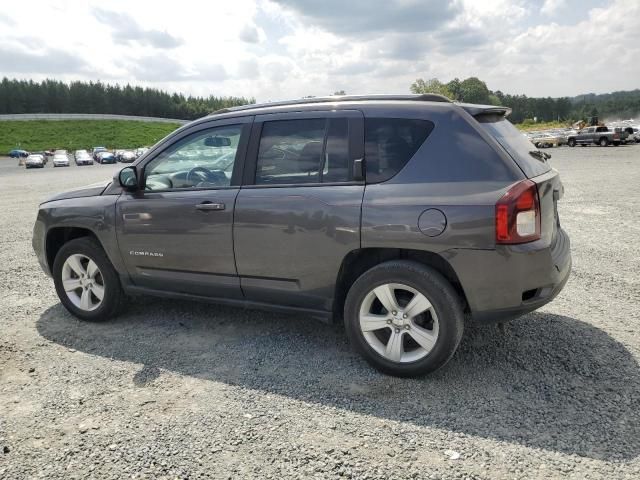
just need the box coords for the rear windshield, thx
[477,115,551,178]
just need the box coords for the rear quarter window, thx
[477,116,551,178]
[365,118,434,183]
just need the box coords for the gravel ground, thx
[1,146,639,479]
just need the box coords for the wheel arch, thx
[45,226,103,272]
[333,248,468,321]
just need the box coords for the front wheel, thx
[53,237,125,321]
[599,137,609,147]
[568,138,576,147]
[344,261,464,377]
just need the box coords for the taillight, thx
[495,179,541,244]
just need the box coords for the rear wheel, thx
[568,138,576,147]
[344,260,464,377]
[53,237,125,321]
[599,137,609,147]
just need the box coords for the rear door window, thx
[365,118,434,183]
[256,118,351,185]
[477,116,551,178]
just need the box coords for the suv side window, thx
[256,118,351,185]
[144,124,243,191]
[365,118,434,183]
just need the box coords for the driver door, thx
[115,117,252,299]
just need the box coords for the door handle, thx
[195,202,225,211]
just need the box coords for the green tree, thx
[410,78,453,99]
[458,77,491,104]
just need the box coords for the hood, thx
[42,180,112,204]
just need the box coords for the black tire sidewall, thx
[344,261,464,377]
[52,237,123,321]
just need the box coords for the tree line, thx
[411,77,640,123]
[0,78,254,120]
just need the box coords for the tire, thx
[599,137,609,147]
[344,260,464,377]
[568,138,576,147]
[52,237,125,322]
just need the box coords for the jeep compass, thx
[33,94,571,377]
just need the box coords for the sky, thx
[0,0,638,102]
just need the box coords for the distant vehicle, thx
[114,149,125,161]
[75,152,93,166]
[92,147,108,160]
[632,127,640,143]
[135,147,149,158]
[74,149,88,157]
[9,149,29,158]
[54,149,68,155]
[25,154,45,168]
[52,153,70,167]
[97,152,116,164]
[530,132,564,148]
[120,151,136,163]
[608,127,630,144]
[31,151,48,164]
[567,126,621,147]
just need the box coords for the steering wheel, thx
[186,166,212,185]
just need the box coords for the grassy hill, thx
[1,120,181,153]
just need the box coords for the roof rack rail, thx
[211,93,451,115]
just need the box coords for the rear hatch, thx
[467,106,563,246]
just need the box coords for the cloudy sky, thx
[0,0,637,101]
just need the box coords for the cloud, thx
[272,0,461,37]
[0,46,87,74]
[239,24,260,43]
[0,13,12,25]
[92,8,182,49]
[541,0,567,16]
[123,55,227,82]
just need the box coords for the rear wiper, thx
[529,150,551,162]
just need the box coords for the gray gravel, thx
[1,146,639,479]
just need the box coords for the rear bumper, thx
[444,228,571,323]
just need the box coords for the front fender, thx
[34,195,126,276]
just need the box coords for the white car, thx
[25,154,45,168]
[75,152,93,166]
[53,154,70,167]
[120,150,137,163]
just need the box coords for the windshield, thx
[477,116,551,178]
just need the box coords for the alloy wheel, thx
[358,283,439,363]
[61,254,105,311]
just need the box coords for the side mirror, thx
[118,166,139,192]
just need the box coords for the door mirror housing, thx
[118,166,139,192]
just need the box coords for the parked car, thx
[9,149,29,158]
[31,151,48,164]
[32,94,571,377]
[92,147,108,161]
[530,132,563,148]
[52,153,70,167]
[25,154,45,168]
[97,152,116,164]
[120,150,136,163]
[608,127,630,144]
[135,147,149,158]
[567,126,621,147]
[75,152,93,166]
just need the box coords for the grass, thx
[515,120,572,131]
[0,120,182,153]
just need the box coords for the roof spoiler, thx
[459,103,512,118]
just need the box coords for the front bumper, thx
[444,228,572,323]
[32,216,50,276]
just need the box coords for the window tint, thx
[365,118,434,183]
[478,116,551,178]
[256,118,351,185]
[144,125,242,191]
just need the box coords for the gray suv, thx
[32,94,571,377]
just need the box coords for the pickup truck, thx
[567,126,621,147]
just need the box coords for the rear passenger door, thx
[233,110,364,312]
